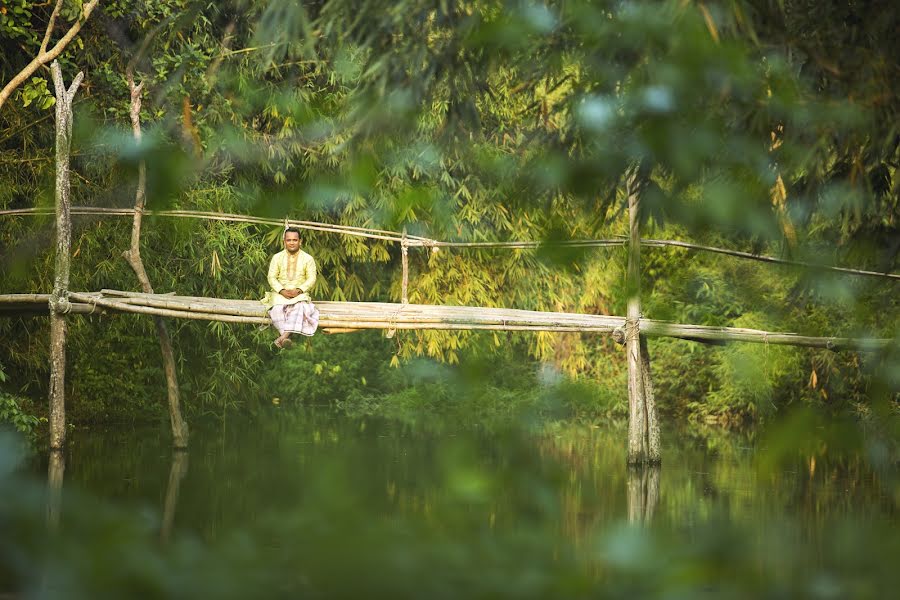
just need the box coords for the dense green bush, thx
[0,364,42,438]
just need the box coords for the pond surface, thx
[10,408,900,597]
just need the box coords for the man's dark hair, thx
[284,227,302,237]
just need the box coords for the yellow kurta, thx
[261,249,317,309]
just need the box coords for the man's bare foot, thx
[274,333,294,349]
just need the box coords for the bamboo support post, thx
[124,73,188,448]
[625,167,660,466]
[401,228,409,304]
[47,61,83,450]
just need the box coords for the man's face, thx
[284,231,301,253]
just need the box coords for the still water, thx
[12,409,900,597]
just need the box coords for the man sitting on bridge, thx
[262,227,319,348]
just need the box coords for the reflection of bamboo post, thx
[626,465,660,526]
[46,449,65,529]
[626,467,643,524]
[123,72,189,448]
[643,464,660,523]
[160,450,189,543]
[48,61,83,450]
[401,228,409,304]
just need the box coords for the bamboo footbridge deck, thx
[0,289,890,351]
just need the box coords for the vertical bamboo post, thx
[47,61,83,450]
[625,168,647,465]
[401,228,409,304]
[625,166,661,466]
[124,72,189,448]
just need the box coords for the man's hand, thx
[279,288,301,299]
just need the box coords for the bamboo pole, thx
[67,292,270,324]
[0,206,428,244]
[47,61,83,450]
[401,228,409,304]
[124,73,189,449]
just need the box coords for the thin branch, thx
[222,42,287,57]
[40,0,65,55]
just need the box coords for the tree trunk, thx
[124,74,189,448]
[47,61,83,449]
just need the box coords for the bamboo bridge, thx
[0,289,889,351]
[1,62,896,466]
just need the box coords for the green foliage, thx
[703,313,805,422]
[0,392,40,438]
[0,363,42,438]
[263,331,625,430]
[0,0,35,43]
[18,77,54,110]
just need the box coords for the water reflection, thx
[13,409,893,596]
[626,466,660,526]
[46,449,64,530]
[161,451,188,544]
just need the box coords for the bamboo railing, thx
[1,206,897,280]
